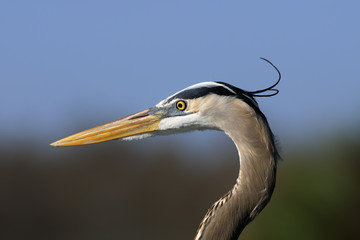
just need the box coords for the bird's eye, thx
[176,100,187,111]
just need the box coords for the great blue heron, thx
[51,58,281,240]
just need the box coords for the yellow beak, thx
[50,109,161,147]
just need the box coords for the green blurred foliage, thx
[241,135,360,240]
[0,133,359,240]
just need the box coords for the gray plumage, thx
[193,95,278,240]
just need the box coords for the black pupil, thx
[178,102,183,108]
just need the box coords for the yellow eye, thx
[176,100,187,111]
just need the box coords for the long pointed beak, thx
[50,109,161,147]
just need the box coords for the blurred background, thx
[1,1,360,239]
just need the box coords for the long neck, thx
[194,101,278,240]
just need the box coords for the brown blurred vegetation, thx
[1,133,359,240]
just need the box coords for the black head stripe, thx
[163,81,269,117]
[216,81,260,109]
[165,82,237,103]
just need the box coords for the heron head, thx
[50,82,239,146]
[51,59,280,147]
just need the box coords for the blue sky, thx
[1,1,360,148]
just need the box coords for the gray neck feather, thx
[194,101,278,240]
